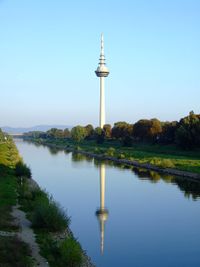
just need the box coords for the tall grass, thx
[32,192,70,232]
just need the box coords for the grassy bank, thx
[27,138,200,174]
[0,138,34,266]
[18,179,84,267]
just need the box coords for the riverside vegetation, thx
[0,129,87,267]
[24,112,200,175]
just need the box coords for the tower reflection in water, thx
[96,164,109,254]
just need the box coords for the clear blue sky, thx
[0,0,199,127]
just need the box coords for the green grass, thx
[0,146,18,230]
[19,183,70,232]
[18,179,83,267]
[0,138,34,265]
[35,232,82,267]
[0,236,34,267]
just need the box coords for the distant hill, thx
[1,125,72,134]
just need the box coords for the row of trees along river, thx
[23,112,200,150]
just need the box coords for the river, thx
[15,139,200,267]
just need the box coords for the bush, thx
[122,136,133,147]
[32,193,70,232]
[74,146,81,151]
[150,158,175,168]
[105,147,115,157]
[15,162,31,178]
[94,147,99,153]
[59,237,82,267]
[118,153,126,159]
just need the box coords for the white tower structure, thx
[96,164,109,254]
[95,34,110,128]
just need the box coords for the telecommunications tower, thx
[95,34,110,128]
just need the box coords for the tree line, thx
[23,111,200,149]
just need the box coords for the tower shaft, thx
[100,77,105,129]
[100,163,105,208]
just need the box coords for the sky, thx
[0,0,199,127]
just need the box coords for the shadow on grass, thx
[0,236,34,267]
[0,164,18,231]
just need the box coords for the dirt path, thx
[11,205,49,267]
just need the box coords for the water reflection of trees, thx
[47,147,61,155]
[23,140,200,200]
[71,152,93,163]
[133,167,200,200]
[174,178,200,200]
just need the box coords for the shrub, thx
[118,153,125,159]
[105,147,115,157]
[160,159,175,168]
[74,146,81,151]
[122,136,133,147]
[59,237,82,267]
[15,162,31,178]
[32,194,70,232]
[150,158,175,168]
[94,147,99,153]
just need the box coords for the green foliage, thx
[59,237,82,267]
[0,236,34,267]
[36,233,82,267]
[0,165,17,230]
[29,190,70,232]
[94,127,105,144]
[84,124,94,139]
[112,122,133,139]
[24,131,46,139]
[133,118,162,142]
[118,153,126,159]
[94,147,100,153]
[149,158,175,168]
[0,128,5,142]
[47,128,64,139]
[122,135,133,147]
[71,126,87,143]
[15,161,31,178]
[63,128,71,138]
[74,146,81,151]
[160,121,178,144]
[105,147,116,157]
[26,112,200,152]
[103,124,112,138]
[175,112,200,149]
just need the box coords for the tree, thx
[160,121,178,144]
[71,126,87,143]
[84,124,94,139]
[112,122,133,139]
[46,128,64,139]
[103,124,112,139]
[63,128,71,138]
[175,112,200,149]
[47,128,58,139]
[133,119,162,142]
[0,128,4,142]
[15,161,31,178]
[94,127,105,144]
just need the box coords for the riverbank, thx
[25,138,200,181]
[0,136,95,267]
[0,138,35,266]
[19,178,95,267]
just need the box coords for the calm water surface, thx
[15,139,200,267]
